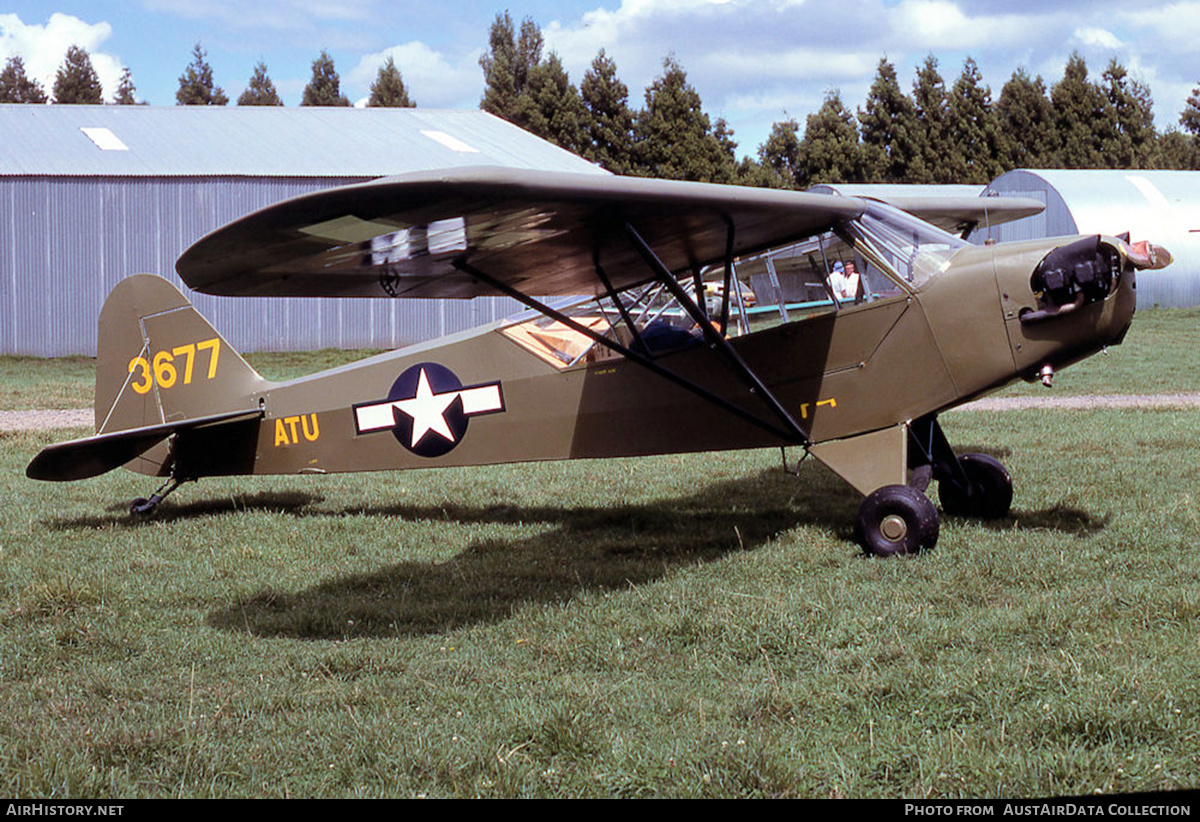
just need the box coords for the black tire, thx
[938,453,1013,519]
[856,485,940,557]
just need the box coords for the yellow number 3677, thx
[128,338,221,395]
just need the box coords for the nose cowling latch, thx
[1019,235,1118,326]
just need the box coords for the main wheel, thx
[938,453,1013,519]
[855,485,940,557]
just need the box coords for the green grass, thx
[4,408,1200,797]
[4,312,1200,798]
[1000,306,1200,397]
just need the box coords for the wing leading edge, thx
[177,166,867,300]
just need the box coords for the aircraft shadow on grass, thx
[196,465,1105,640]
[41,461,1108,640]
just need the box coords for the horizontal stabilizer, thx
[26,408,262,482]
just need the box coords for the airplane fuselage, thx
[166,233,1136,484]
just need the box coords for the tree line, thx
[4,11,1200,184]
[0,43,413,109]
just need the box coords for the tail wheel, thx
[938,453,1013,519]
[856,485,940,557]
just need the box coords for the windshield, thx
[846,200,969,289]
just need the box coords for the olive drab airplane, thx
[27,167,1172,556]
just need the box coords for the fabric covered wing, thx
[176,166,866,299]
[877,195,1044,236]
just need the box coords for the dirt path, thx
[6,393,1200,433]
[0,409,91,431]
[957,392,1200,412]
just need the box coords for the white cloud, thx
[0,13,125,100]
[1073,26,1124,49]
[892,0,1041,50]
[348,42,482,109]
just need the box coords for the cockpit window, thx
[499,199,970,370]
[846,201,968,289]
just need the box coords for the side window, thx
[735,230,907,330]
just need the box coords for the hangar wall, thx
[0,105,604,357]
[0,175,515,356]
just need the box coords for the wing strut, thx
[453,258,804,444]
[453,221,811,447]
[718,218,735,337]
[622,222,809,445]
[592,252,650,356]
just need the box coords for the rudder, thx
[95,274,266,445]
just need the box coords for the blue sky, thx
[4,1,1200,159]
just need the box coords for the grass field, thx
[2,312,1200,798]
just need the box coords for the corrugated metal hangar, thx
[976,170,1200,309]
[813,173,1200,310]
[0,105,605,356]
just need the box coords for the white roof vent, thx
[421,130,478,153]
[80,127,129,151]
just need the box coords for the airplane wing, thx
[862,195,1044,237]
[177,166,866,299]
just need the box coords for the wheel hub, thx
[880,514,908,542]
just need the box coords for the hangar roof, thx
[986,169,1200,240]
[0,105,605,178]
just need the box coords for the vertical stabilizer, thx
[94,275,266,440]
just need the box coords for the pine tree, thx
[911,55,951,182]
[238,61,283,106]
[53,45,103,104]
[1159,129,1200,169]
[1101,59,1157,168]
[1051,53,1107,168]
[944,57,1002,184]
[176,43,228,105]
[996,68,1057,169]
[580,49,636,174]
[0,56,48,103]
[302,51,350,106]
[479,12,543,124]
[755,118,802,188]
[633,56,735,182]
[368,56,414,107]
[796,91,865,187]
[712,117,738,182]
[859,58,920,182]
[1181,83,1200,138]
[113,67,138,105]
[515,52,586,153]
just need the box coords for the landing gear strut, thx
[854,415,1013,557]
[129,476,188,516]
[910,414,1013,522]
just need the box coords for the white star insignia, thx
[353,367,505,450]
[392,368,458,447]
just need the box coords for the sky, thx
[4,0,1200,160]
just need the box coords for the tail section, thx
[69,274,266,478]
[95,274,265,435]
[29,274,266,483]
